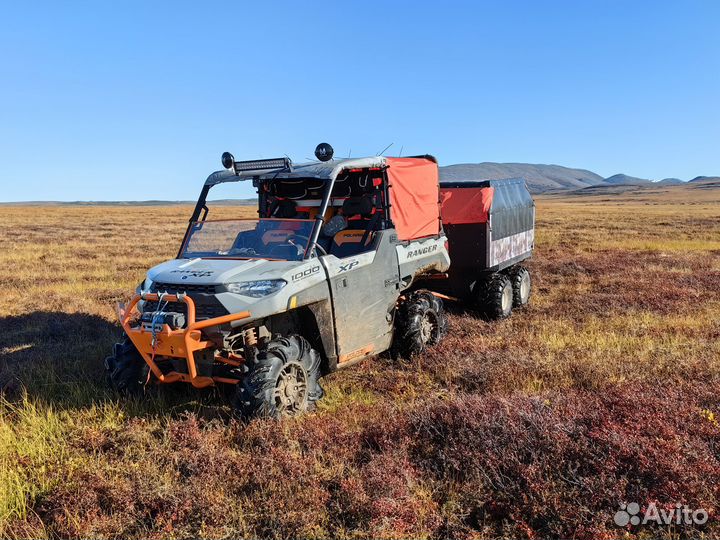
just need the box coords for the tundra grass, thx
[0,183,718,539]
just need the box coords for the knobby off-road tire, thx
[394,290,449,359]
[235,335,324,419]
[475,273,513,320]
[508,265,531,308]
[105,336,149,397]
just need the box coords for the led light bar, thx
[233,157,292,174]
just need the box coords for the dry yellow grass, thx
[0,182,719,539]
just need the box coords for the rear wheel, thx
[105,336,149,397]
[235,335,323,419]
[475,273,513,319]
[509,265,531,308]
[394,290,448,359]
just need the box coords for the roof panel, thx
[204,157,388,186]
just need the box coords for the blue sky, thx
[0,1,718,201]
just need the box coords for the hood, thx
[147,257,303,286]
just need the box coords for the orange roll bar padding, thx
[117,293,251,389]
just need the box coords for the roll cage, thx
[178,154,440,259]
[180,159,393,260]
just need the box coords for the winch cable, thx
[150,291,170,350]
[147,291,169,386]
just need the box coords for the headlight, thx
[136,278,154,295]
[227,279,286,298]
[136,278,153,312]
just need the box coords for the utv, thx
[106,144,534,417]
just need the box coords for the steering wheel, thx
[288,234,327,257]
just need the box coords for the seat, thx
[232,226,294,253]
[261,229,295,245]
[330,229,375,258]
[342,195,374,227]
[327,194,381,257]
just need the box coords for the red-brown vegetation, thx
[1,184,719,538]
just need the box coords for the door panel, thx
[321,231,401,362]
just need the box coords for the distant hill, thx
[439,162,605,192]
[2,165,717,203]
[604,174,652,185]
[438,163,718,193]
[565,184,648,196]
[657,178,685,185]
[687,178,720,191]
[689,176,720,183]
[548,177,720,199]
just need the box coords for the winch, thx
[140,310,186,331]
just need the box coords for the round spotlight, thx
[221,151,235,170]
[314,143,334,162]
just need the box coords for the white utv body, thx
[107,147,454,417]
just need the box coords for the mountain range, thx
[438,163,717,193]
[2,164,717,204]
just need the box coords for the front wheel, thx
[234,335,324,419]
[104,336,149,397]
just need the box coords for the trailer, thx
[422,178,535,319]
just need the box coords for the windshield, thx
[180,219,315,261]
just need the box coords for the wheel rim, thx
[419,311,438,344]
[273,361,308,416]
[520,273,530,303]
[501,283,512,312]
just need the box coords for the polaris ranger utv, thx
[106,144,534,417]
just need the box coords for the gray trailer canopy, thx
[440,177,535,273]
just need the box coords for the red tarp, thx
[386,157,440,240]
[439,187,494,224]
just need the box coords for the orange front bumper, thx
[117,292,251,388]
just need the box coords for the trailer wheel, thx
[105,336,149,397]
[509,265,531,308]
[394,290,448,358]
[476,273,513,320]
[235,335,323,419]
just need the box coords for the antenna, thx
[348,148,352,158]
[399,145,403,157]
[377,142,393,156]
